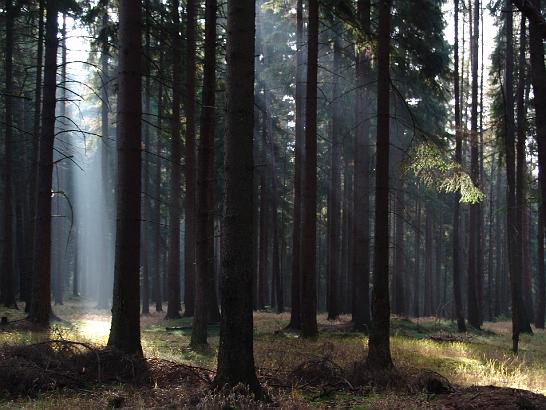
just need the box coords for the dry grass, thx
[1,302,546,408]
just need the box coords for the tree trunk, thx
[536,203,545,328]
[192,0,217,346]
[2,0,17,309]
[165,0,183,319]
[367,0,394,370]
[153,61,164,312]
[467,0,481,329]
[214,0,261,395]
[288,0,305,330]
[300,0,319,338]
[183,0,198,318]
[107,0,143,356]
[413,197,421,317]
[452,0,466,331]
[327,22,342,321]
[424,205,433,316]
[29,0,58,324]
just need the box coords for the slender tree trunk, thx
[536,203,545,328]
[192,0,217,346]
[258,174,269,309]
[153,63,164,312]
[424,206,434,316]
[453,0,466,331]
[367,0,394,370]
[467,0,481,329]
[505,0,524,352]
[327,23,342,321]
[26,0,45,313]
[165,0,183,319]
[2,0,17,309]
[393,182,405,316]
[214,0,261,395]
[301,0,319,338]
[141,1,151,315]
[288,0,304,330]
[413,197,421,317]
[183,0,198,318]
[107,0,142,356]
[29,0,58,324]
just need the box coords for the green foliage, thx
[405,143,485,204]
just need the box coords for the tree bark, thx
[153,65,163,312]
[165,0,183,319]
[327,21,342,321]
[367,0,394,370]
[214,0,261,395]
[192,0,217,346]
[183,0,198,318]
[288,0,305,330]
[536,203,545,328]
[107,0,143,356]
[2,0,17,309]
[453,0,466,331]
[29,0,58,324]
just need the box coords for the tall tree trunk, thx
[27,0,45,313]
[153,68,163,312]
[96,7,111,310]
[452,0,466,331]
[214,0,261,395]
[107,0,142,356]
[505,0,525,352]
[288,0,305,330]
[29,0,58,324]
[393,182,405,316]
[192,0,217,346]
[327,22,341,321]
[301,0,319,338]
[2,0,17,309]
[165,0,183,319]
[183,0,198,318]
[141,1,151,315]
[367,0,394,370]
[258,174,269,309]
[536,203,545,328]
[413,197,421,317]
[424,206,433,316]
[467,0,481,329]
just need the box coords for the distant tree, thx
[107,0,143,356]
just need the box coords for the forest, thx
[0,0,546,408]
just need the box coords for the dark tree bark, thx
[516,16,533,324]
[258,174,269,309]
[153,69,164,312]
[2,0,17,309]
[165,0,183,319]
[393,182,405,316]
[96,7,111,310]
[467,0,481,329]
[327,22,342,321]
[424,206,433,316]
[301,0,319,339]
[367,0,394,370]
[192,0,217,347]
[183,0,198,318]
[141,1,151,315]
[505,0,525,352]
[536,203,545,328]
[107,0,143,356]
[528,0,546,329]
[214,0,261,395]
[288,0,304,330]
[26,0,45,313]
[29,0,58,324]
[452,0,466,332]
[413,197,421,317]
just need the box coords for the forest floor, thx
[0,298,546,409]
